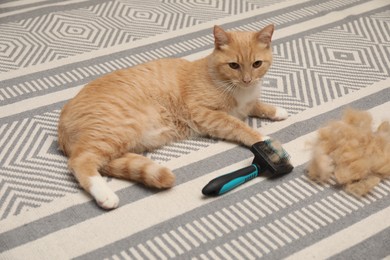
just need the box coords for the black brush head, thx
[250,139,294,177]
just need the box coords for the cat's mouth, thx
[236,79,259,89]
[217,79,258,92]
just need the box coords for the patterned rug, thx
[1,0,389,259]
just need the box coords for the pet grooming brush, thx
[202,138,294,196]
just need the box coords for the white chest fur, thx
[229,82,261,119]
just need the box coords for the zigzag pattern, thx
[148,138,217,163]
[0,0,372,105]
[0,110,79,219]
[0,0,272,73]
[1,2,389,217]
[1,33,214,103]
[0,111,218,219]
[260,11,390,115]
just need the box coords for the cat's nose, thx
[242,74,252,84]
[243,78,252,84]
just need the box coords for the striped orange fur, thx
[58,24,288,209]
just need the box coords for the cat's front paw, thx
[270,107,288,121]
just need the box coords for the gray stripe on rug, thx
[75,163,390,259]
[329,227,390,260]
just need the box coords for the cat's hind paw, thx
[89,176,120,210]
[96,193,120,210]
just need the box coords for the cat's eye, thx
[228,62,240,70]
[252,60,263,68]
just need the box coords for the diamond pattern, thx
[0,0,274,72]
[0,0,389,219]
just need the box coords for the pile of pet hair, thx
[307,108,390,197]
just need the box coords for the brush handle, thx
[202,164,259,196]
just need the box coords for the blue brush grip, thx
[202,164,259,196]
[219,165,259,194]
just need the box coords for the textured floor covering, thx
[0,0,389,259]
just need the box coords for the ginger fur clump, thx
[307,108,390,197]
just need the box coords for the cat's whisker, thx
[215,80,238,95]
[214,80,229,92]
[218,81,239,103]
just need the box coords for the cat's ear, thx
[213,25,229,49]
[256,24,274,48]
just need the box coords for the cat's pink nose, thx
[243,78,252,84]
[243,74,252,84]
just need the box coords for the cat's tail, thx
[102,153,175,189]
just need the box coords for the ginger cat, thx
[58,24,288,209]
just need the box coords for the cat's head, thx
[209,24,274,89]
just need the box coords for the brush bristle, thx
[263,139,290,162]
[251,138,294,176]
